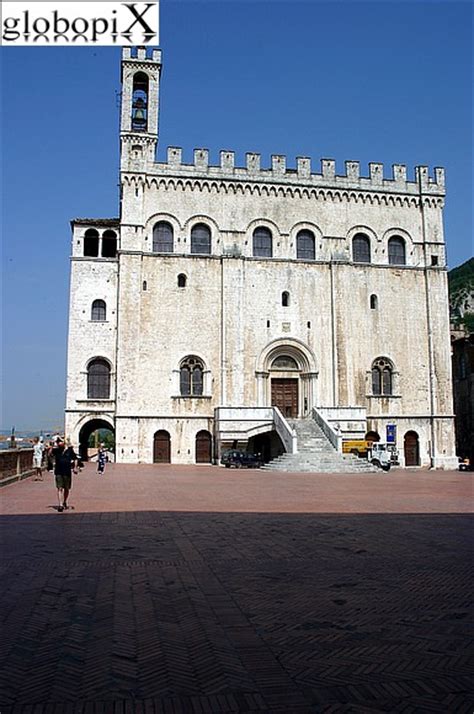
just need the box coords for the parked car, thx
[221,450,262,468]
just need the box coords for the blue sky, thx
[1,1,473,431]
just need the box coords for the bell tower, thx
[120,46,162,169]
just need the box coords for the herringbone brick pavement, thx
[0,465,472,712]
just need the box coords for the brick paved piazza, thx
[1,465,472,713]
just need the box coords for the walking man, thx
[53,437,77,512]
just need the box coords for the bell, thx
[132,98,146,127]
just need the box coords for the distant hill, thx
[449,257,474,333]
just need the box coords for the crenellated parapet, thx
[145,148,445,197]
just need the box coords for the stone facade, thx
[65,47,457,469]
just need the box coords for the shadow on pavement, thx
[1,510,472,713]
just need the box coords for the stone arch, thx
[257,338,317,373]
[347,225,379,245]
[244,217,281,241]
[183,213,221,236]
[145,212,182,241]
[256,339,318,417]
[289,220,323,250]
[78,417,115,462]
[382,227,413,266]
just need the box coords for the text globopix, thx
[1,2,159,46]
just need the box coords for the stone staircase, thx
[262,418,379,473]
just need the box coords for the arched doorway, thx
[404,431,420,466]
[257,339,318,417]
[196,430,212,463]
[153,430,171,463]
[270,355,300,418]
[78,418,115,461]
[365,431,380,443]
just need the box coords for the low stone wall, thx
[0,448,35,486]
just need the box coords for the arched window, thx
[87,359,110,399]
[143,280,147,291]
[296,230,315,260]
[352,233,371,263]
[388,236,406,265]
[178,273,187,288]
[282,291,290,307]
[370,294,378,309]
[102,230,117,258]
[180,356,204,396]
[371,357,393,396]
[153,221,173,253]
[191,224,211,254]
[252,227,272,257]
[84,229,99,257]
[91,299,106,321]
[131,72,149,131]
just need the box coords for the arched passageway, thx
[153,430,171,463]
[78,419,115,462]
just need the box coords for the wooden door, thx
[196,430,212,463]
[153,430,170,463]
[404,431,419,466]
[271,378,298,418]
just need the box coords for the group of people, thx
[32,436,108,512]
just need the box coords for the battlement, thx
[147,148,445,195]
[122,47,161,63]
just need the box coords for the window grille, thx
[296,230,315,260]
[153,222,174,252]
[353,233,371,263]
[388,237,406,265]
[91,299,106,321]
[87,359,110,399]
[252,227,272,257]
[371,357,393,396]
[191,224,211,254]
[180,356,205,396]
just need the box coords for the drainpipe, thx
[418,169,436,468]
[329,261,338,406]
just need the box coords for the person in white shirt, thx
[32,436,44,481]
